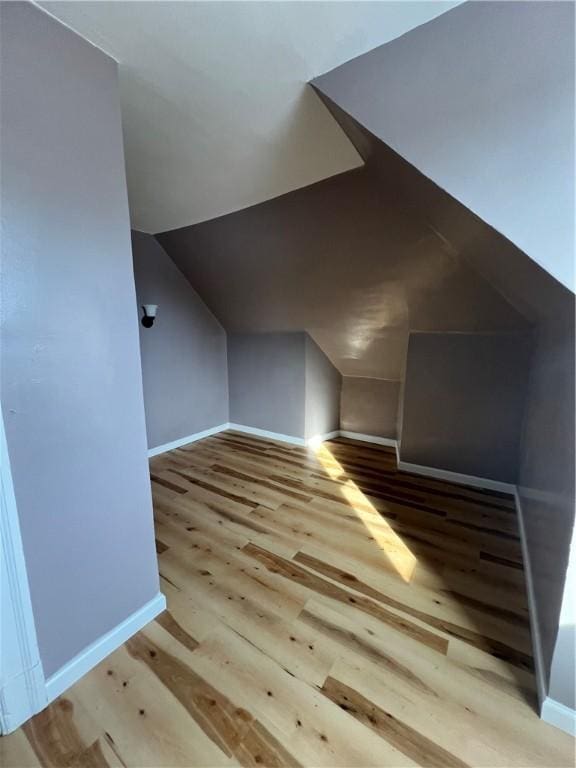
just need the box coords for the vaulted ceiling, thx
[40,0,461,233]
[157,152,529,381]
[313,0,575,292]
[40,0,571,387]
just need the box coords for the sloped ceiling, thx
[313,0,575,292]
[157,160,528,381]
[317,92,575,328]
[39,0,461,233]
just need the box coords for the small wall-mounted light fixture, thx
[141,304,158,328]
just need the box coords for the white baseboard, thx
[149,424,513,495]
[306,430,341,447]
[339,431,398,448]
[45,593,166,704]
[514,488,546,710]
[397,459,516,494]
[228,423,306,446]
[148,424,229,457]
[148,424,402,455]
[541,696,576,737]
[149,425,514,497]
[230,427,398,449]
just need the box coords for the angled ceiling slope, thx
[157,162,529,383]
[313,0,575,293]
[40,0,461,233]
[315,95,574,330]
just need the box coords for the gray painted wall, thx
[228,333,340,441]
[547,530,575,709]
[318,93,576,705]
[0,3,159,677]
[517,297,575,702]
[314,0,575,292]
[304,336,341,440]
[401,333,531,483]
[159,168,526,382]
[228,333,306,439]
[132,231,228,449]
[158,159,527,439]
[341,378,400,439]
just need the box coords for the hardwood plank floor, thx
[3,431,574,766]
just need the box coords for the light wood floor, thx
[3,431,574,767]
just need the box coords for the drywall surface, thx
[40,0,460,232]
[158,143,531,451]
[314,0,575,292]
[322,92,576,702]
[547,529,576,710]
[132,232,228,449]
[228,333,306,439]
[340,378,400,439]
[401,332,531,483]
[159,167,526,381]
[305,335,341,440]
[517,293,575,699]
[159,159,526,445]
[0,3,158,677]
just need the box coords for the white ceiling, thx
[41,1,460,233]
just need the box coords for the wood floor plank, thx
[329,655,571,767]
[66,644,236,767]
[0,728,42,768]
[297,600,437,696]
[321,676,469,768]
[22,697,103,768]
[5,431,574,767]
[126,631,296,765]
[243,542,449,654]
[174,622,416,767]
[293,550,533,664]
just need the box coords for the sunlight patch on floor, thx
[313,444,416,582]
